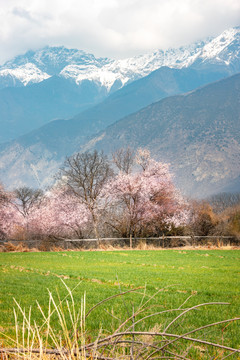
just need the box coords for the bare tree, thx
[135,148,151,171]
[58,150,113,239]
[0,183,11,239]
[112,147,135,174]
[13,187,43,218]
[0,183,9,206]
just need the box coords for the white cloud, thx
[0,0,239,64]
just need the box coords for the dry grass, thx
[0,242,37,253]
[0,242,64,253]
[1,281,240,359]
[0,239,239,253]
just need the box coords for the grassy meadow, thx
[0,249,239,357]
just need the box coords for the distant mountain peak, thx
[199,26,239,60]
[1,46,109,74]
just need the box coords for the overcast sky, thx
[0,0,239,64]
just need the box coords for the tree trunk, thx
[92,212,100,247]
[130,234,133,249]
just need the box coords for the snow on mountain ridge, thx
[61,64,126,91]
[200,27,239,61]
[71,27,239,89]
[0,45,113,88]
[3,46,110,71]
[0,26,239,90]
[0,63,50,86]
[60,39,210,90]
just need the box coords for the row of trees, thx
[0,149,189,240]
[0,148,239,242]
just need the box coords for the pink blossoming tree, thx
[103,151,188,237]
[28,185,90,239]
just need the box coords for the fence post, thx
[191,235,194,247]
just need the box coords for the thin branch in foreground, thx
[85,287,143,319]
[160,317,240,352]
[85,326,240,354]
[164,301,230,333]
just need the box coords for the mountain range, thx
[0,26,239,143]
[1,27,239,90]
[0,26,239,197]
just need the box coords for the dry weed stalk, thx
[0,281,239,359]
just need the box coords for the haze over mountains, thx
[87,74,240,196]
[0,76,108,143]
[0,26,239,197]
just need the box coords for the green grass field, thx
[0,249,240,357]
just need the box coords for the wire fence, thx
[63,236,238,249]
[0,235,239,251]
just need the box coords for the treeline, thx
[0,148,239,243]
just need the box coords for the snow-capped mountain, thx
[2,46,110,74]
[0,26,239,91]
[60,40,206,91]
[0,46,109,88]
[192,27,240,71]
